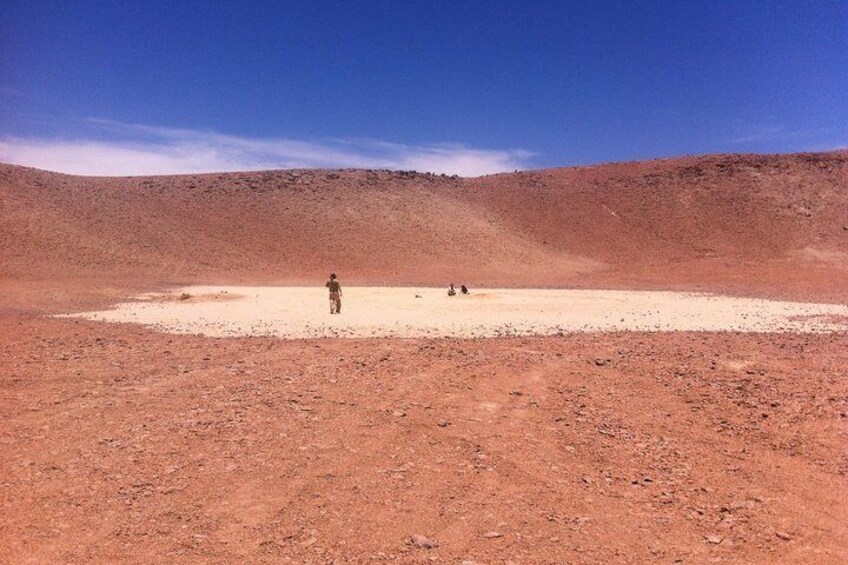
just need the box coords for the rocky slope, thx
[1,151,846,298]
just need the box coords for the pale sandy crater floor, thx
[61,286,848,338]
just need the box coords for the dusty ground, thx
[1,280,846,564]
[64,286,848,338]
[1,153,846,563]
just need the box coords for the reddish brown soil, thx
[2,312,846,563]
[2,151,847,300]
[1,152,846,563]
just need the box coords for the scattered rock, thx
[409,534,437,549]
[594,358,610,367]
[718,517,735,529]
[437,419,449,427]
[393,410,406,418]
[705,535,723,544]
[483,531,504,539]
[793,205,813,217]
[723,500,750,512]
[776,531,792,541]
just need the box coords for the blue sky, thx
[1,1,846,176]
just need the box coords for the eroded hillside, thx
[1,152,846,298]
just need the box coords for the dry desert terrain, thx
[1,152,847,563]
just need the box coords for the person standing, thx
[326,273,342,314]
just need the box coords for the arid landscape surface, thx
[3,151,847,298]
[1,152,847,563]
[62,286,848,338]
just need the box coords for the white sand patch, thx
[58,286,848,338]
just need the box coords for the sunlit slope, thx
[1,152,845,293]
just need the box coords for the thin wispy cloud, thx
[0,119,534,177]
[727,126,788,145]
[806,140,848,152]
[726,123,831,146]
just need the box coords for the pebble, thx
[437,419,449,427]
[483,531,504,539]
[409,534,437,549]
[705,535,723,544]
[723,500,749,512]
[776,531,792,541]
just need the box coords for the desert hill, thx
[2,153,848,563]
[1,151,846,299]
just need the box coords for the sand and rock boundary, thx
[59,286,848,338]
